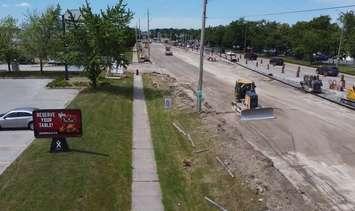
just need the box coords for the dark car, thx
[316,66,339,77]
[244,53,258,60]
[313,53,329,62]
[269,57,284,66]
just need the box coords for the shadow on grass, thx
[81,81,168,102]
[81,83,133,100]
[69,148,109,157]
[141,87,170,101]
[133,86,169,101]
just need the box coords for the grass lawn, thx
[143,74,264,211]
[283,57,316,67]
[283,57,355,76]
[338,65,355,76]
[0,75,133,211]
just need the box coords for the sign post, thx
[164,97,173,110]
[50,137,70,153]
[33,109,82,153]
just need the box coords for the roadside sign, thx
[164,97,173,109]
[33,109,82,139]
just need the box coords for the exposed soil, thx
[148,72,320,211]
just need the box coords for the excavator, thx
[341,85,355,108]
[232,79,275,121]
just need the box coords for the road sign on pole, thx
[164,97,173,109]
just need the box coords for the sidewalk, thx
[131,73,164,211]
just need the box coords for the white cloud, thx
[15,2,31,8]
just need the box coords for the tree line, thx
[151,12,355,61]
[0,0,135,87]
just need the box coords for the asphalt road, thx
[151,43,355,211]
[0,79,78,174]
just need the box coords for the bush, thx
[47,78,72,88]
[294,46,306,60]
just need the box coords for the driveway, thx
[0,79,79,174]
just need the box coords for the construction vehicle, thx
[341,85,355,108]
[225,52,237,62]
[245,48,258,60]
[207,55,217,62]
[232,79,275,121]
[300,75,323,93]
[165,46,173,56]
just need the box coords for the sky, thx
[0,0,355,29]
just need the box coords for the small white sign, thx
[164,97,173,109]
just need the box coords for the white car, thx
[0,107,38,130]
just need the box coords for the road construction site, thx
[146,42,355,210]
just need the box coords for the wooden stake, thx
[187,134,196,148]
[216,156,235,178]
[204,196,228,211]
[194,149,209,154]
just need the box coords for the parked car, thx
[17,56,35,64]
[313,53,329,62]
[269,57,284,66]
[245,53,258,60]
[0,107,38,130]
[316,66,339,77]
[48,59,65,66]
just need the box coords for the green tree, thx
[342,11,355,58]
[0,16,19,71]
[222,19,245,49]
[66,0,133,87]
[290,16,339,60]
[206,25,225,47]
[21,5,62,72]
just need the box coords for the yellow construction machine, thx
[341,85,355,108]
[232,79,275,121]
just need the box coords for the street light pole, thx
[147,9,151,60]
[244,23,247,53]
[337,12,346,67]
[197,0,208,113]
[139,17,141,40]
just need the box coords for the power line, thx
[208,4,355,19]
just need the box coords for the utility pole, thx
[138,17,141,40]
[244,23,247,53]
[197,0,208,112]
[147,9,151,60]
[337,12,346,67]
[147,9,150,40]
